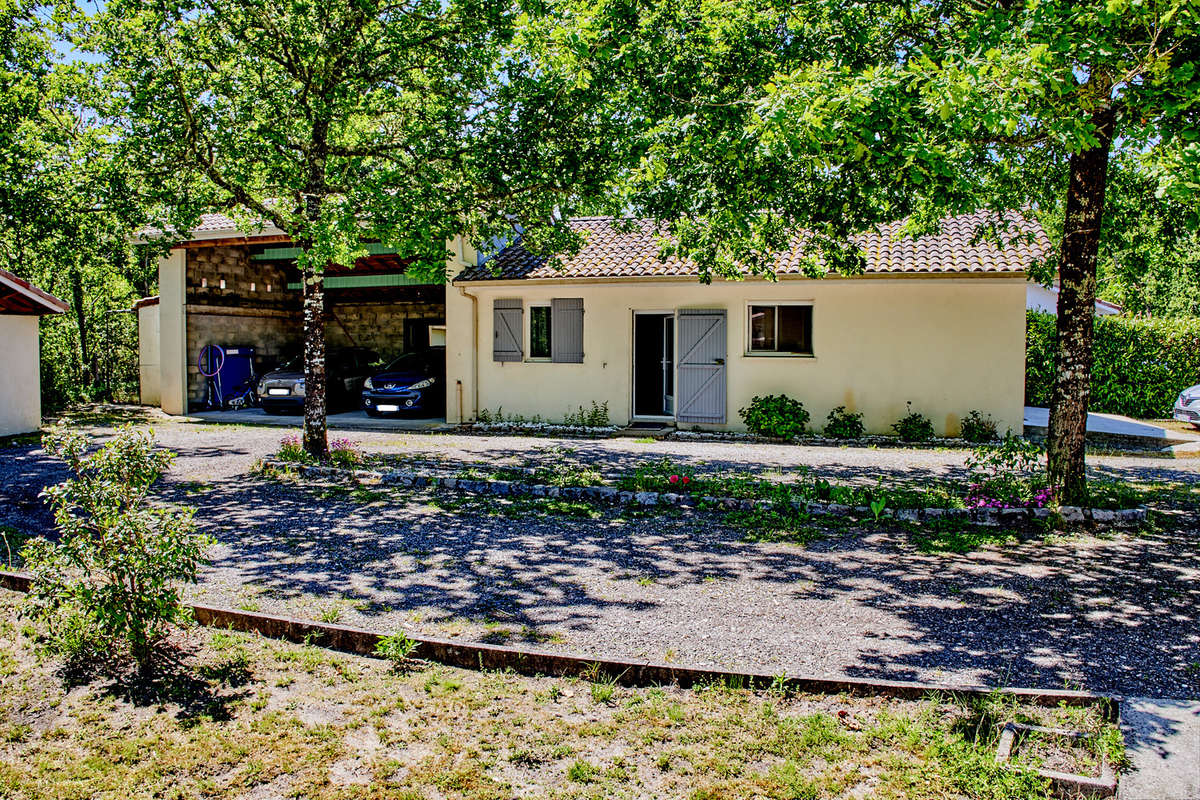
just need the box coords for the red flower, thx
[669,475,680,484]
[681,476,691,485]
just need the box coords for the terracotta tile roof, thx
[193,213,241,232]
[0,268,69,315]
[456,211,1050,282]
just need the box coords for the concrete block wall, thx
[185,307,300,404]
[187,247,293,309]
[326,301,444,360]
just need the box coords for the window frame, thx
[527,302,553,361]
[745,302,815,357]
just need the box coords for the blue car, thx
[362,347,446,417]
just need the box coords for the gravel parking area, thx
[2,410,1199,700]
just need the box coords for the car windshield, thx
[384,352,434,374]
[274,351,373,373]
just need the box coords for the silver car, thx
[1173,385,1200,427]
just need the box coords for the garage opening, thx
[182,242,446,422]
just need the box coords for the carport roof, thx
[0,269,69,315]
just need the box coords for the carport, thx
[145,214,477,422]
[0,268,68,436]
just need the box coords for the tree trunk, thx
[302,260,329,460]
[1047,104,1116,504]
[70,268,91,386]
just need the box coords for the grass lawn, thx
[0,591,1123,800]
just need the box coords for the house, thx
[1026,282,1122,316]
[446,211,1048,436]
[142,210,1044,438]
[143,214,475,415]
[0,268,68,436]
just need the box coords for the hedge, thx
[1026,310,1200,419]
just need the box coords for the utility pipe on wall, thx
[455,283,480,422]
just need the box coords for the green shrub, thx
[21,426,211,675]
[1026,310,1200,418]
[328,437,362,468]
[964,434,1050,508]
[375,630,420,668]
[277,435,311,464]
[564,401,610,427]
[891,403,935,442]
[739,394,810,439]
[823,406,865,439]
[959,411,999,443]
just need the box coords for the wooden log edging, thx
[0,569,1118,720]
[263,459,1148,529]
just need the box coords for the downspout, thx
[456,283,480,422]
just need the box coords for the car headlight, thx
[409,378,435,390]
[257,380,267,394]
[293,380,305,397]
[363,377,374,390]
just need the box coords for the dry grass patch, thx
[0,589,1121,799]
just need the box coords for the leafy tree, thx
[1,0,156,408]
[91,0,626,458]
[22,426,210,676]
[554,0,1200,502]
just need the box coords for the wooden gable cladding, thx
[0,269,69,315]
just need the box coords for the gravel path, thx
[2,410,1198,700]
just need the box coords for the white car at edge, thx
[1173,385,1200,427]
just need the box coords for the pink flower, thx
[669,475,680,484]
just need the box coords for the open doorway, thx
[633,312,675,418]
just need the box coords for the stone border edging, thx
[265,459,1148,529]
[0,569,1118,723]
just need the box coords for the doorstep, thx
[616,421,676,439]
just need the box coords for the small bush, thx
[891,402,935,442]
[375,630,420,668]
[328,437,362,468]
[277,435,310,463]
[21,426,211,675]
[964,433,1049,508]
[959,411,999,443]
[823,406,865,439]
[564,401,610,427]
[739,394,810,439]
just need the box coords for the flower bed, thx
[261,459,1147,529]
[671,429,978,449]
[466,421,618,438]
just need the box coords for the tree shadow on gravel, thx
[167,467,1200,699]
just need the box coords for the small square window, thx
[530,306,552,359]
[748,304,812,355]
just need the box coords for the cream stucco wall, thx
[158,250,188,415]
[138,304,161,407]
[446,275,1027,436]
[0,315,43,436]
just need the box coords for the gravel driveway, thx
[2,410,1198,700]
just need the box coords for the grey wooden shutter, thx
[676,309,727,423]
[551,298,584,363]
[493,299,523,362]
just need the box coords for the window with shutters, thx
[519,298,584,363]
[747,303,813,356]
[528,304,552,360]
